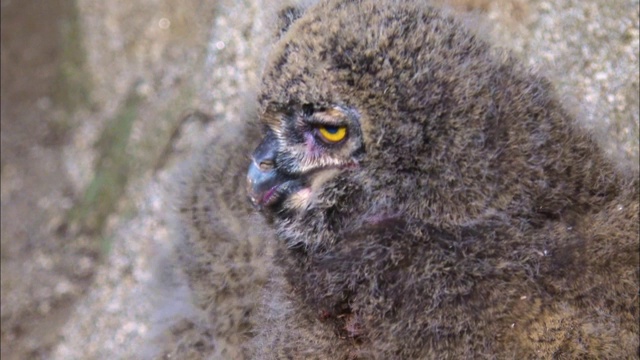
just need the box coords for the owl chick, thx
[246,0,639,358]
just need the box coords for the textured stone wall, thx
[1,0,637,358]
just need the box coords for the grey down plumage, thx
[168,0,639,358]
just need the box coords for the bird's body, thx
[171,0,639,358]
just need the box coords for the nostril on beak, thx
[259,160,274,171]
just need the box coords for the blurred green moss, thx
[68,89,140,242]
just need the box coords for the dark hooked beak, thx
[247,133,285,209]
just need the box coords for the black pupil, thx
[324,126,339,134]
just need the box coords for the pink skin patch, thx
[363,211,403,225]
[304,133,323,161]
[262,185,278,205]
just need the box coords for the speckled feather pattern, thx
[174,0,639,358]
[256,0,639,357]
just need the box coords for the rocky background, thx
[1,0,637,358]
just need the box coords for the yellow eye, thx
[318,125,347,143]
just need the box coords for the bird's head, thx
[246,100,371,250]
